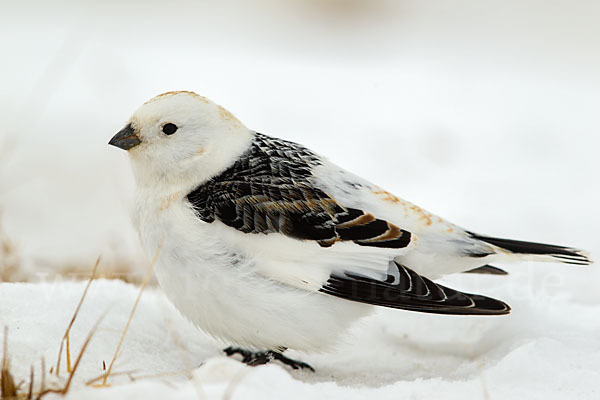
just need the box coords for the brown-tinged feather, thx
[336,212,376,229]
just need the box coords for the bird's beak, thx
[109,123,141,150]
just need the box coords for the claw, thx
[223,347,314,372]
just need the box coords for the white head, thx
[109,91,253,188]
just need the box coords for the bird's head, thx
[110,91,253,187]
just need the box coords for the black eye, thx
[162,123,178,135]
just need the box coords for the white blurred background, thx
[1,0,598,283]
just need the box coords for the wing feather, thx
[186,133,413,250]
[320,261,511,315]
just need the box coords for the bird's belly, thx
[138,202,371,351]
[153,257,371,351]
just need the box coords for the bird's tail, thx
[469,233,592,266]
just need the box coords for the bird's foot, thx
[269,351,315,372]
[223,347,315,372]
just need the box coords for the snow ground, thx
[1,0,599,398]
[1,274,599,400]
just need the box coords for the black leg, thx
[223,347,315,372]
[270,351,315,372]
[223,346,273,366]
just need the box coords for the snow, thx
[1,0,599,398]
[1,276,599,399]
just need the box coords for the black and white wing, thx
[187,133,412,249]
[186,133,510,316]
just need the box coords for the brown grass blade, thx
[55,257,100,376]
[101,241,163,385]
[27,365,33,400]
[65,333,71,373]
[1,327,17,399]
[36,310,107,398]
[35,358,45,400]
[61,311,107,394]
[84,369,139,386]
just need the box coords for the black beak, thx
[109,123,141,150]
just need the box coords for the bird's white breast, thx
[133,187,372,351]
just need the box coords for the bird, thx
[109,91,592,371]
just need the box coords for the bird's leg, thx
[223,347,314,372]
[223,346,272,365]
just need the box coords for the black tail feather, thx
[469,233,592,265]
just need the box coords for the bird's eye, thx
[162,123,178,135]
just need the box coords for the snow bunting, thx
[109,91,592,370]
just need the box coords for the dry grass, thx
[0,209,151,285]
[55,257,100,376]
[1,259,105,399]
[55,259,157,286]
[1,327,18,399]
[100,241,163,385]
[0,241,188,398]
[0,212,21,283]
